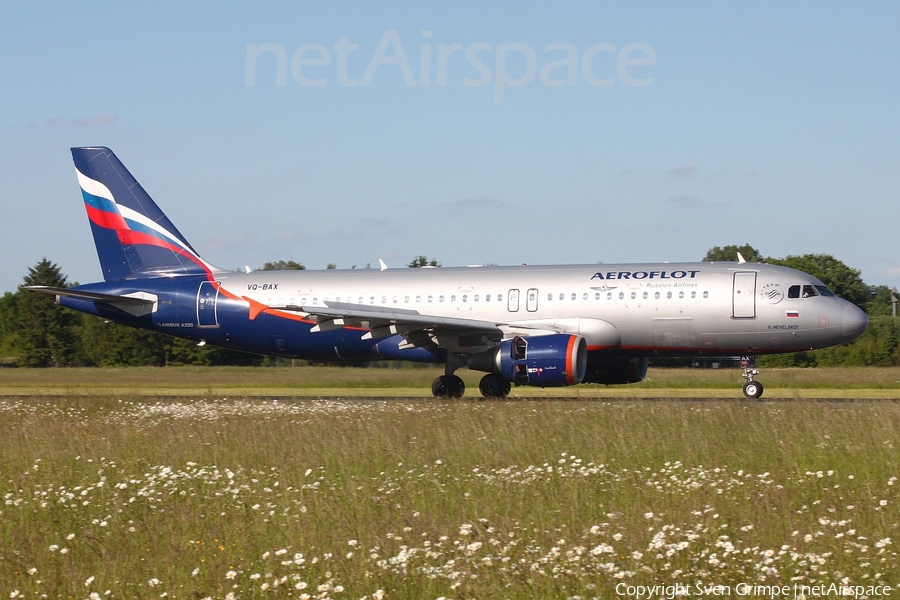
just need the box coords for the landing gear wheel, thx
[479,374,511,398]
[739,355,763,400]
[743,381,764,399]
[432,375,465,398]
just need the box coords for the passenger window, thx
[643,292,648,299]
[630,292,636,300]
[571,293,576,301]
[788,285,801,299]
[548,292,553,301]
[560,293,565,301]
[618,292,624,300]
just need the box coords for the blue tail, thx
[72,146,220,281]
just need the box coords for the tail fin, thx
[72,146,222,281]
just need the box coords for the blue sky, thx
[2,1,898,293]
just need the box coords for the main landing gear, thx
[431,356,511,399]
[740,355,764,399]
[431,373,512,398]
[432,374,465,398]
[478,373,511,399]
[432,373,512,399]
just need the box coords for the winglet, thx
[737,252,747,264]
[379,259,388,271]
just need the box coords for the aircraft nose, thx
[841,303,868,338]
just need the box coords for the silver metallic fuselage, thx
[226,261,867,358]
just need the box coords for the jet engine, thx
[469,334,587,387]
[582,356,649,384]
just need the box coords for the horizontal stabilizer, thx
[26,286,158,317]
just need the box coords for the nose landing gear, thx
[740,355,764,399]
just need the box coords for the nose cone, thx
[842,303,868,339]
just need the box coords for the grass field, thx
[1,365,899,398]
[0,369,898,598]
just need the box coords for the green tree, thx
[14,258,78,367]
[0,291,18,362]
[702,244,765,262]
[408,256,441,268]
[863,285,895,316]
[260,260,306,271]
[76,317,168,366]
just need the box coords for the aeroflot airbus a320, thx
[29,147,869,399]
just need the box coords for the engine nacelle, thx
[470,334,587,387]
[582,356,649,384]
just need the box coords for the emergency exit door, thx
[732,272,757,318]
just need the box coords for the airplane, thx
[28,147,868,399]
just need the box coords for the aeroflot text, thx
[615,582,893,599]
[591,270,700,281]
[245,30,655,103]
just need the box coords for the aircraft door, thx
[508,289,520,312]
[732,272,757,318]
[526,288,539,312]
[197,281,220,327]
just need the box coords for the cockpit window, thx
[801,285,819,298]
[788,285,801,299]
[814,285,835,297]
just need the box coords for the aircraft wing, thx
[277,300,506,352]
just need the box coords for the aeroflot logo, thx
[591,270,700,280]
[245,30,656,103]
